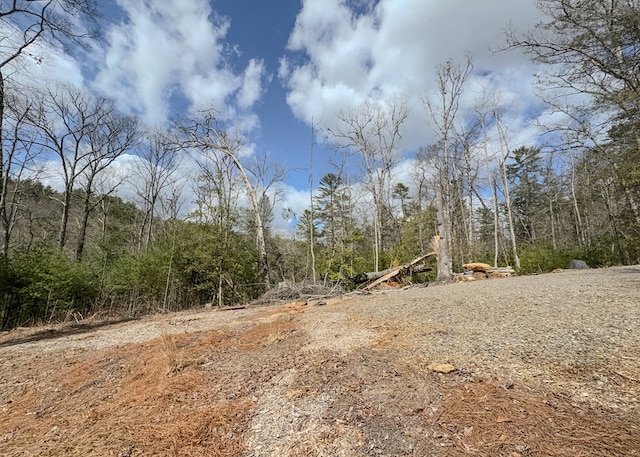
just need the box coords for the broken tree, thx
[352,252,436,290]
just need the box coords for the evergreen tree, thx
[506,147,545,244]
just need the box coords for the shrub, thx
[518,243,581,274]
[1,246,99,328]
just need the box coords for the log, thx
[362,252,437,290]
[463,262,492,272]
[486,267,516,278]
[487,267,516,275]
[350,264,432,284]
[217,305,248,311]
[350,266,401,284]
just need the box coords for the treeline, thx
[0,179,268,329]
[2,1,640,329]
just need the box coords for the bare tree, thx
[330,99,409,272]
[29,84,108,249]
[134,129,181,250]
[0,90,40,255]
[0,1,98,254]
[191,151,240,226]
[507,0,640,131]
[507,0,640,229]
[248,152,287,233]
[423,57,473,281]
[492,105,521,270]
[176,108,271,288]
[308,120,317,282]
[76,109,138,261]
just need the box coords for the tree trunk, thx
[351,263,432,284]
[222,147,270,289]
[308,122,317,282]
[435,183,452,281]
[58,187,72,249]
[500,160,520,270]
[360,251,436,289]
[76,185,93,261]
[490,173,499,268]
[0,70,7,257]
[373,196,381,272]
[569,155,586,249]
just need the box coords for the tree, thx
[313,172,356,281]
[0,89,40,255]
[492,104,522,270]
[392,183,410,219]
[307,120,318,282]
[76,108,138,261]
[330,99,409,272]
[506,146,545,244]
[315,173,347,247]
[176,108,271,288]
[134,129,181,250]
[0,0,98,255]
[508,0,640,228]
[247,152,286,239]
[423,57,473,280]
[508,0,640,129]
[29,84,109,250]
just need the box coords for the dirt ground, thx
[1,266,639,456]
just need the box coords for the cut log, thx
[463,262,492,272]
[457,265,516,281]
[362,252,437,290]
[487,267,516,275]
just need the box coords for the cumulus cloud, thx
[281,0,545,152]
[237,59,267,109]
[94,0,265,126]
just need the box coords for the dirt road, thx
[1,267,639,456]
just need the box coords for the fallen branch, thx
[217,305,248,312]
[351,264,432,284]
[362,252,437,290]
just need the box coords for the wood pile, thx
[458,263,516,282]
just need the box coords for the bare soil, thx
[1,266,639,456]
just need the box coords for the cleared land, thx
[1,266,639,456]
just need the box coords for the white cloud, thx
[281,0,545,153]
[237,59,267,109]
[94,0,265,126]
[272,185,312,235]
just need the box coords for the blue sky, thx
[94,0,328,188]
[12,0,550,231]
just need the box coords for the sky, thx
[12,0,550,232]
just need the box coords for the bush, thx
[100,222,264,314]
[1,246,99,329]
[518,243,581,274]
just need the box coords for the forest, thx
[1,0,639,329]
